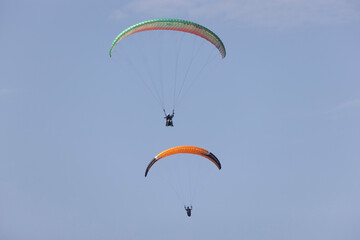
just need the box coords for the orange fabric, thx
[145,146,221,177]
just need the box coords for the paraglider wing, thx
[145,146,221,177]
[109,18,226,58]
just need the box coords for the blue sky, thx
[1,0,360,239]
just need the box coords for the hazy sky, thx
[1,0,360,239]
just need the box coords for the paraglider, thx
[109,19,226,126]
[184,205,192,217]
[164,109,174,127]
[145,146,221,217]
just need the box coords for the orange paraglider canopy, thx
[145,146,221,177]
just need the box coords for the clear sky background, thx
[1,0,360,239]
